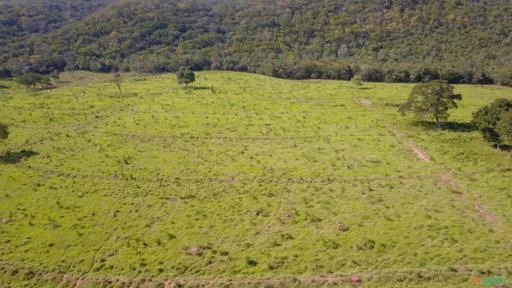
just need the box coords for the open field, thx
[0,71,511,287]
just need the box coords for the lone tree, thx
[177,67,195,87]
[113,72,123,97]
[472,98,512,150]
[399,80,462,130]
[351,74,363,87]
[16,73,51,89]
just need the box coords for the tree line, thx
[0,0,511,86]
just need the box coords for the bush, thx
[440,70,470,84]
[385,69,411,83]
[413,68,440,82]
[16,73,52,89]
[176,67,195,86]
[473,72,494,85]
[360,66,385,82]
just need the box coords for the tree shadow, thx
[0,150,39,164]
[495,144,512,152]
[184,86,214,91]
[383,102,401,108]
[414,121,478,132]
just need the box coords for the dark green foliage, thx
[386,70,411,83]
[473,72,495,85]
[16,73,51,89]
[0,122,8,139]
[399,80,462,129]
[413,68,440,83]
[440,70,473,84]
[176,67,195,86]
[271,61,353,80]
[472,99,512,148]
[0,67,12,79]
[496,111,512,144]
[246,258,258,267]
[360,67,385,82]
[0,0,510,82]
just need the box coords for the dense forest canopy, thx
[1,0,511,84]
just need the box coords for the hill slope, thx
[0,72,512,287]
[1,0,512,83]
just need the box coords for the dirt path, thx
[388,127,430,162]
[438,172,501,231]
[355,97,502,231]
[355,98,431,162]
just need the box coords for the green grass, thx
[0,71,511,287]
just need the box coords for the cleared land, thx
[0,72,511,287]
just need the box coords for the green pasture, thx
[0,72,511,287]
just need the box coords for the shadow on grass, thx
[0,150,39,164]
[495,144,512,152]
[415,121,478,132]
[184,86,213,91]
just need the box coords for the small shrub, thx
[246,258,258,266]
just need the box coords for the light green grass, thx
[0,72,511,287]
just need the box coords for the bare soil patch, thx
[357,98,373,108]
[389,127,430,162]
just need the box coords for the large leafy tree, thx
[472,99,512,149]
[176,67,195,87]
[399,80,462,129]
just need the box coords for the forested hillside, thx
[1,0,511,84]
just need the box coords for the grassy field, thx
[0,71,511,287]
